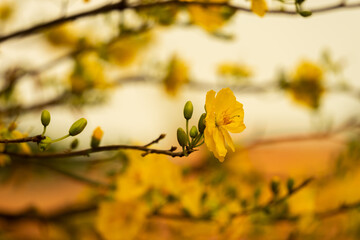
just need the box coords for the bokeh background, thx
[0,0,360,239]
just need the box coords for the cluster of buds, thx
[38,110,88,151]
[177,101,206,155]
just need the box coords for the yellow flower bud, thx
[69,118,87,136]
[41,110,51,127]
[177,128,188,147]
[38,136,52,152]
[183,101,193,120]
[190,126,198,138]
[198,113,206,134]
[91,126,104,148]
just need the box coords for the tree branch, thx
[0,134,44,143]
[2,134,192,159]
[0,91,70,117]
[0,1,359,44]
[29,160,112,189]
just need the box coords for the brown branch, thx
[143,133,166,147]
[0,1,359,44]
[0,134,44,144]
[2,134,191,159]
[4,144,188,159]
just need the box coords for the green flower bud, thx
[41,110,51,127]
[70,138,79,149]
[287,178,295,193]
[190,126,198,138]
[270,177,280,196]
[38,136,52,152]
[177,127,188,147]
[69,118,87,136]
[198,113,206,134]
[183,101,193,120]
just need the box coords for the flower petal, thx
[205,90,216,114]
[214,128,227,159]
[220,127,235,152]
[215,88,236,113]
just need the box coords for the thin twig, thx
[143,133,166,147]
[0,134,44,143]
[0,1,359,44]
[2,134,190,159]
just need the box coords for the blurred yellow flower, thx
[251,0,268,17]
[115,151,182,201]
[45,24,79,47]
[96,200,149,240]
[0,2,14,21]
[288,60,324,109]
[107,33,152,67]
[163,55,189,96]
[179,179,204,217]
[0,154,10,167]
[217,62,253,80]
[204,88,245,162]
[70,52,109,93]
[187,1,236,33]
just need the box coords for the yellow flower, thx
[96,200,149,240]
[107,32,152,67]
[115,151,182,201]
[185,0,236,33]
[251,0,268,17]
[217,62,253,80]
[70,52,109,93]
[288,60,324,109]
[163,55,189,96]
[204,88,245,162]
[45,24,78,47]
[0,2,14,22]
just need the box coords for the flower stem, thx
[41,126,47,137]
[51,134,70,143]
[185,119,190,146]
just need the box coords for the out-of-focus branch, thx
[151,178,314,222]
[233,177,314,217]
[245,118,360,150]
[0,1,360,44]
[0,203,98,222]
[28,160,112,188]
[0,91,70,117]
[315,200,360,219]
